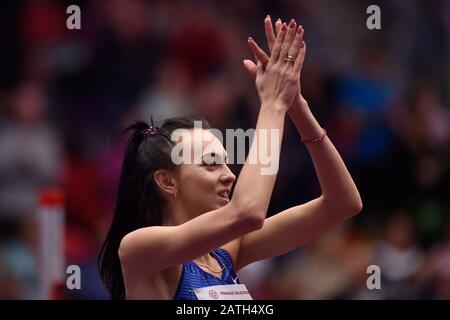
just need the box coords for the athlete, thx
[99,16,362,300]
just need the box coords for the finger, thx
[287,25,304,59]
[247,37,270,66]
[275,18,282,36]
[256,60,264,77]
[264,15,276,52]
[293,41,307,75]
[270,23,287,64]
[279,19,297,62]
[243,59,257,79]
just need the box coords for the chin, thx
[216,200,230,209]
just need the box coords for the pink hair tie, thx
[143,126,159,138]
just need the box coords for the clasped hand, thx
[244,17,306,113]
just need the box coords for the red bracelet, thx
[301,128,327,144]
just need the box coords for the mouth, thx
[217,190,230,202]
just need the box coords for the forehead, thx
[181,129,225,154]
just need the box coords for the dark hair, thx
[99,115,209,300]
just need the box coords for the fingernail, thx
[297,26,303,34]
[290,19,295,28]
[281,23,287,31]
[277,18,281,22]
[266,15,270,19]
[248,36,253,41]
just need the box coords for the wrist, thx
[287,98,323,137]
[261,101,288,114]
[288,102,311,123]
[291,94,309,112]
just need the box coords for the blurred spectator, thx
[273,224,372,299]
[334,44,394,165]
[417,220,450,299]
[371,210,424,299]
[392,81,450,191]
[0,80,61,299]
[137,59,195,124]
[0,80,62,220]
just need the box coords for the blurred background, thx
[0,0,449,299]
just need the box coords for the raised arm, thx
[236,16,363,270]
[245,15,362,211]
[118,21,301,277]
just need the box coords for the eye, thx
[202,153,218,167]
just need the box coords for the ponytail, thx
[99,116,209,299]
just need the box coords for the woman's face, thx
[175,129,236,216]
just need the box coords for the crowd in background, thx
[0,0,449,299]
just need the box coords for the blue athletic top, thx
[173,248,241,300]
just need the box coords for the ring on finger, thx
[284,55,295,63]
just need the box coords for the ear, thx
[154,169,178,198]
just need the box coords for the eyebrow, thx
[197,151,228,163]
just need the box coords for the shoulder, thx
[119,226,171,261]
[118,227,167,280]
[119,226,184,299]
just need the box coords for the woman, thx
[99,17,362,300]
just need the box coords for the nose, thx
[220,165,236,186]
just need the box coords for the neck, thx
[161,198,196,226]
[194,251,222,272]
